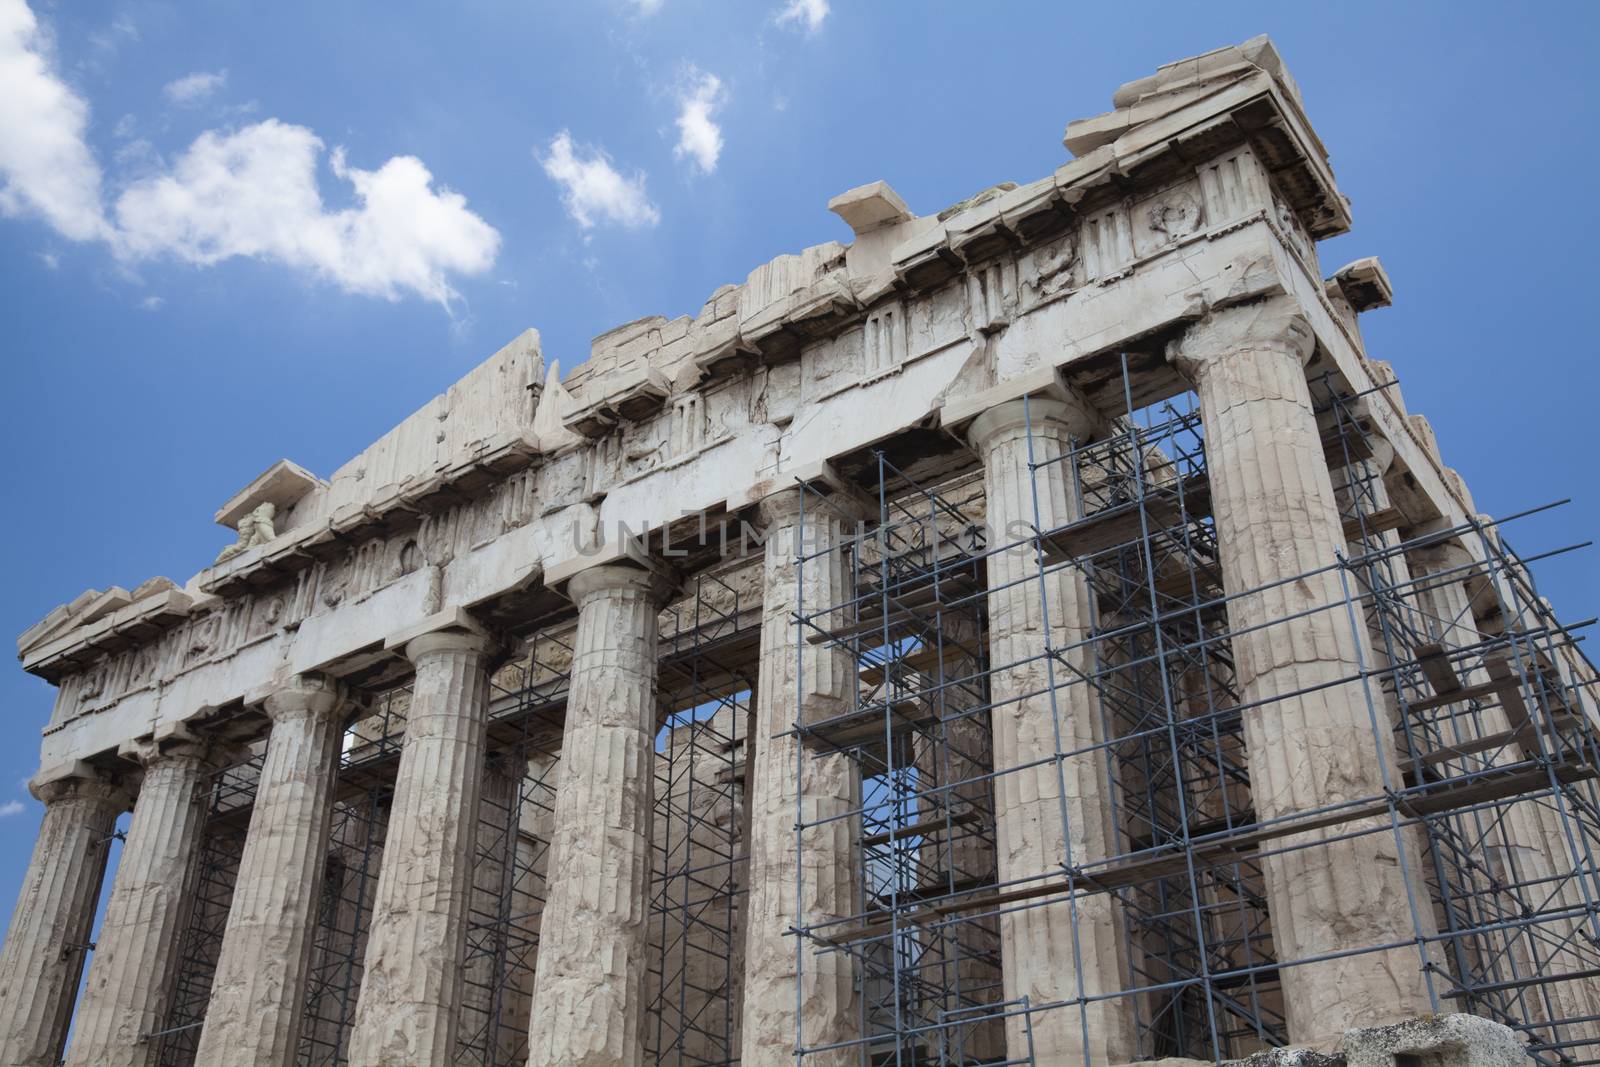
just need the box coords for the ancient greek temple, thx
[3,35,1597,1067]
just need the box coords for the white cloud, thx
[0,800,26,818]
[0,1,502,310]
[0,0,110,241]
[138,294,163,310]
[673,68,725,175]
[162,69,226,106]
[775,0,827,33]
[631,0,664,12]
[115,120,501,307]
[539,130,659,230]
[37,248,58,269]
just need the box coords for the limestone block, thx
[828,180,913,236]
[213,459,326,535]
[738,241,854,347]
[1329,258,1393,313]
[690,282,748,375]
[1341,1014,1532,1067]
[307,328,542,529]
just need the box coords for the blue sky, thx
[1,1,1597,914]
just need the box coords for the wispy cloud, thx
[673,67,726,175]
[162,69,226,106]
[775,0,828,33]
[0,0,502,311]
[540,130,659,230]
[631,0,665,13]
[87,13,137,56]
[0,800,26,818]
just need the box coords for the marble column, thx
[65,736,230,1067]
[194,674,347,1066]
[1168,298,1433,1044]
[968,394,1135,1065]
[1408,541,1600,1045]
[740,489,860,1066]
[346,626,494,1067]
[526,564,672,1067]
[0,769,130,1066]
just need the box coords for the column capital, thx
[753,486,807,528]
[752,481,871,530]
[405,629,496,665]
[1166,296,1315,381]
[384,607,498,665]
[729,458,875,527]
[1409,538,1476,576]
[263,673,347,722]
[1362,435,1396,477]
[966,391,1099,453]
[567,561,678,608]
[27,763,131,808]
[117,725,241,773]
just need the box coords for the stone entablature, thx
[18,35,1474,778]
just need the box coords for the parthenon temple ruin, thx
[3,35,1598,1067]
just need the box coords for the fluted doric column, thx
[65,735,232,1067]
[1168,298,1433,1043]
[526,563,673,1067]
[346,624,495,1067]
[968,393,1134,1065]
[0,768,130,1066]
[194,674,348,1066]
[740,489,860,1065]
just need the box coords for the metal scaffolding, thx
[97,350,1600,1067]
[145,569,762,1067]
[788,356,1600,1066]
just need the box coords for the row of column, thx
[0,293,1585,1065]
[964,294,1586,1059]
[0,538,856,1067]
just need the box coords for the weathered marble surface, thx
[739,490,860,1065]
[192,675,347,1066]
[970,395,1135,1065]
[1169,298,1434,1043]
[3,33,1590,1067]
[0,771,129,1067]
[525,564,672,1067]
[345,629,493,1067]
